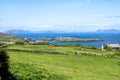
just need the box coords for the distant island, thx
[38,37,103,42]
[0,32,103,43]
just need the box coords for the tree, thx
[0,50,15,80]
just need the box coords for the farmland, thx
[1,44,120,80]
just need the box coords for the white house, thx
[102,43,120,51]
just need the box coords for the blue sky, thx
[1,0,120,32]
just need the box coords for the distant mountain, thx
[4,29,67,34]
[96,29,120,33]
[4,29,120,35]
[39,31,66,33]
[4,30,34,34]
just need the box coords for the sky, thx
[1,0,120,32]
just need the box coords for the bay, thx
[12,33,120,48]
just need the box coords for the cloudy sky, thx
[1,0,120,32]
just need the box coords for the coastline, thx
[38,37,103,42]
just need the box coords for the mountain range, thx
[4,30,33,34]
[96,29,120,33]
[4,30,66,34]
[3,29,120,35]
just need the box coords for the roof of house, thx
[107,44,120,48]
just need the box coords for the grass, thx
[6,44,120,80]
[7,44,117,55]
[10,62,68,80]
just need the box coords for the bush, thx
[104,45,112,51]
[53,44,81,47]
[35,42,50,45]
[15,41,24,45]
[0,50,15,80]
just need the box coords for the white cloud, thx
[1,23,120,32]
[104,16,120,19]
[92,14,105,17]
[24,24,114,32]
[105,23,120,30]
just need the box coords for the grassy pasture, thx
[5,44,120,80]
[7,44,117,55]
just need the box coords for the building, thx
[102,43,120,51]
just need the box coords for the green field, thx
[2,44,120,80]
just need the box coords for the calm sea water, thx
[12,33,120,48]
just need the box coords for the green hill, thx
[0,32,25,43]
[1,44,119,80]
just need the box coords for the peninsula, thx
[38,37,103,42]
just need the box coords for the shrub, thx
[104,45,112,51]
[15,41,24,45]
[35,42,50,45]
[0,50,15,80]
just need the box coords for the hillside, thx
[4,44,120,80]
[0,32,25,42]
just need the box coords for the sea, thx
[12,33,120,48]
